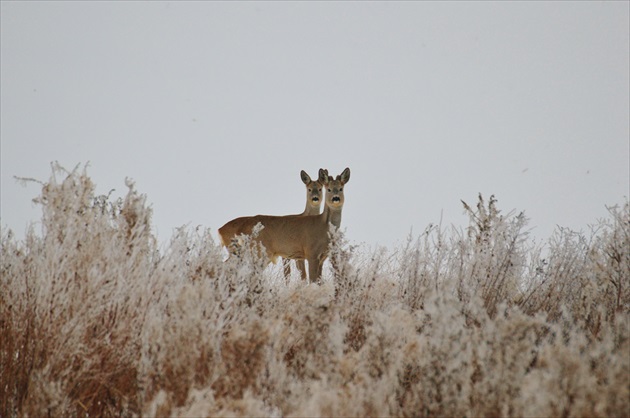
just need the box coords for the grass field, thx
[2,165,628,417]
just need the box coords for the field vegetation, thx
[1,164,629,417]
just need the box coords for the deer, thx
[286,170,325,278]
[218,167,350,284]
[218,169,326,280]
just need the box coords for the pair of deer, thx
[218,168,350,284]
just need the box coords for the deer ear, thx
[339,167,350,184]
[300,170,311,185]
[318,168,329,184]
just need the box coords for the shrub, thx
[1,165,628,417]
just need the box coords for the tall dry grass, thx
[1,164,628,417]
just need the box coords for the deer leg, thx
[296,259,307,281]
[306,255,325,285]
[308,257,319,284]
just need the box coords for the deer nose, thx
[312,196,319,202]
[332,196,341,203]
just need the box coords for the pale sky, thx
[1,1,629,249]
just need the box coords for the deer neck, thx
[302,202,319,216]
[322,204,343,229]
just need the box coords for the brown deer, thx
[218,169,325,280]
[218,168,350,283]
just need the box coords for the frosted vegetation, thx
[1,164,628,417]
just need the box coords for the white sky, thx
[1,1,629,249]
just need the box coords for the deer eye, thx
[340,188,343,191]
[308,188,312,192]
[327,188,331,192]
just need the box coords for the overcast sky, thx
[2,1,628,250]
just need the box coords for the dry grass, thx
[2,164,629,417]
